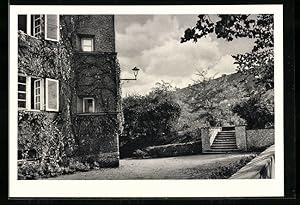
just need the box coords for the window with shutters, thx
[17,75,59,112]
[17,14,59,41]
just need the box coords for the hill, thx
[169,71,273,143]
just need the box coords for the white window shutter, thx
[45,14,59,41]
[45,78,59,112]
[26,77,31,109]
[40,79,45,110]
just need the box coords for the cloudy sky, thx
[115,15,255,96]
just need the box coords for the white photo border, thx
[9,5,284,198]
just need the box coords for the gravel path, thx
[50,153,254,180]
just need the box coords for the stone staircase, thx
[209,127,239,153]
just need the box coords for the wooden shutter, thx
[45,15,59,41]
[45,78,59,112]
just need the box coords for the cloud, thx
[116,15,237,96]
[116,15,180,58]
[206,55,238,78]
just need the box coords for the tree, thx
[181,14,274,91]
[232,94,274,129]
[120,82,181,158]
[180,70,247,127]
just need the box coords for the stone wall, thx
[246,128,275,151]
[134,141,202,159]
[201,127,222,153]
[235,126,247,151]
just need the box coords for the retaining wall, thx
[134,141,202,158]
[246,128,274,151]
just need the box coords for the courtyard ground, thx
[49,153,255,180]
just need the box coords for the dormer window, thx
[81,37,94,52]
[18,14,59,42]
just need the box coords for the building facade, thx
[17,15,121,168]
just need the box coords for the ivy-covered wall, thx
[74,15,115,52]
[18,30,75,158]
[17,15,122,179]
[73,52,119,113]
[70,15,121,167]
[71,51,121,166]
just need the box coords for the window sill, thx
[76,112,120,116]
[18,109,60,113]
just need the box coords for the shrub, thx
[132,149,148,159]
[18,158,93,179]
[121,82,181,158]
[232,94,274,129]
[209,154,257,179]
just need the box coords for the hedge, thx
[133,141,202,159]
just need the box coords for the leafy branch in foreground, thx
[181,14,274,90]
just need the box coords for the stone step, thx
[211,146,238,149]
[217,134,235,137]
[221,127,235,131]
[211,143,237,146]
[217,133,235,136]
[216,136,235,139]
[206,149,239,153]
[214,142,236,145]
[214,138,236,141]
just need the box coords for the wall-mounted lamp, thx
[120,67,140,81]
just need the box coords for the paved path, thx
[50,153,254,180]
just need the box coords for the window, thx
[18,14,59,42]
[18,15,27,33]
[45,78,59,111]
[81,38,94,52]
[32,15,42,38]
[18,75,27,109]
[17,75,59,112]
[83,97,95,113]
[45,14,59,41]
[32,78,42,110]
